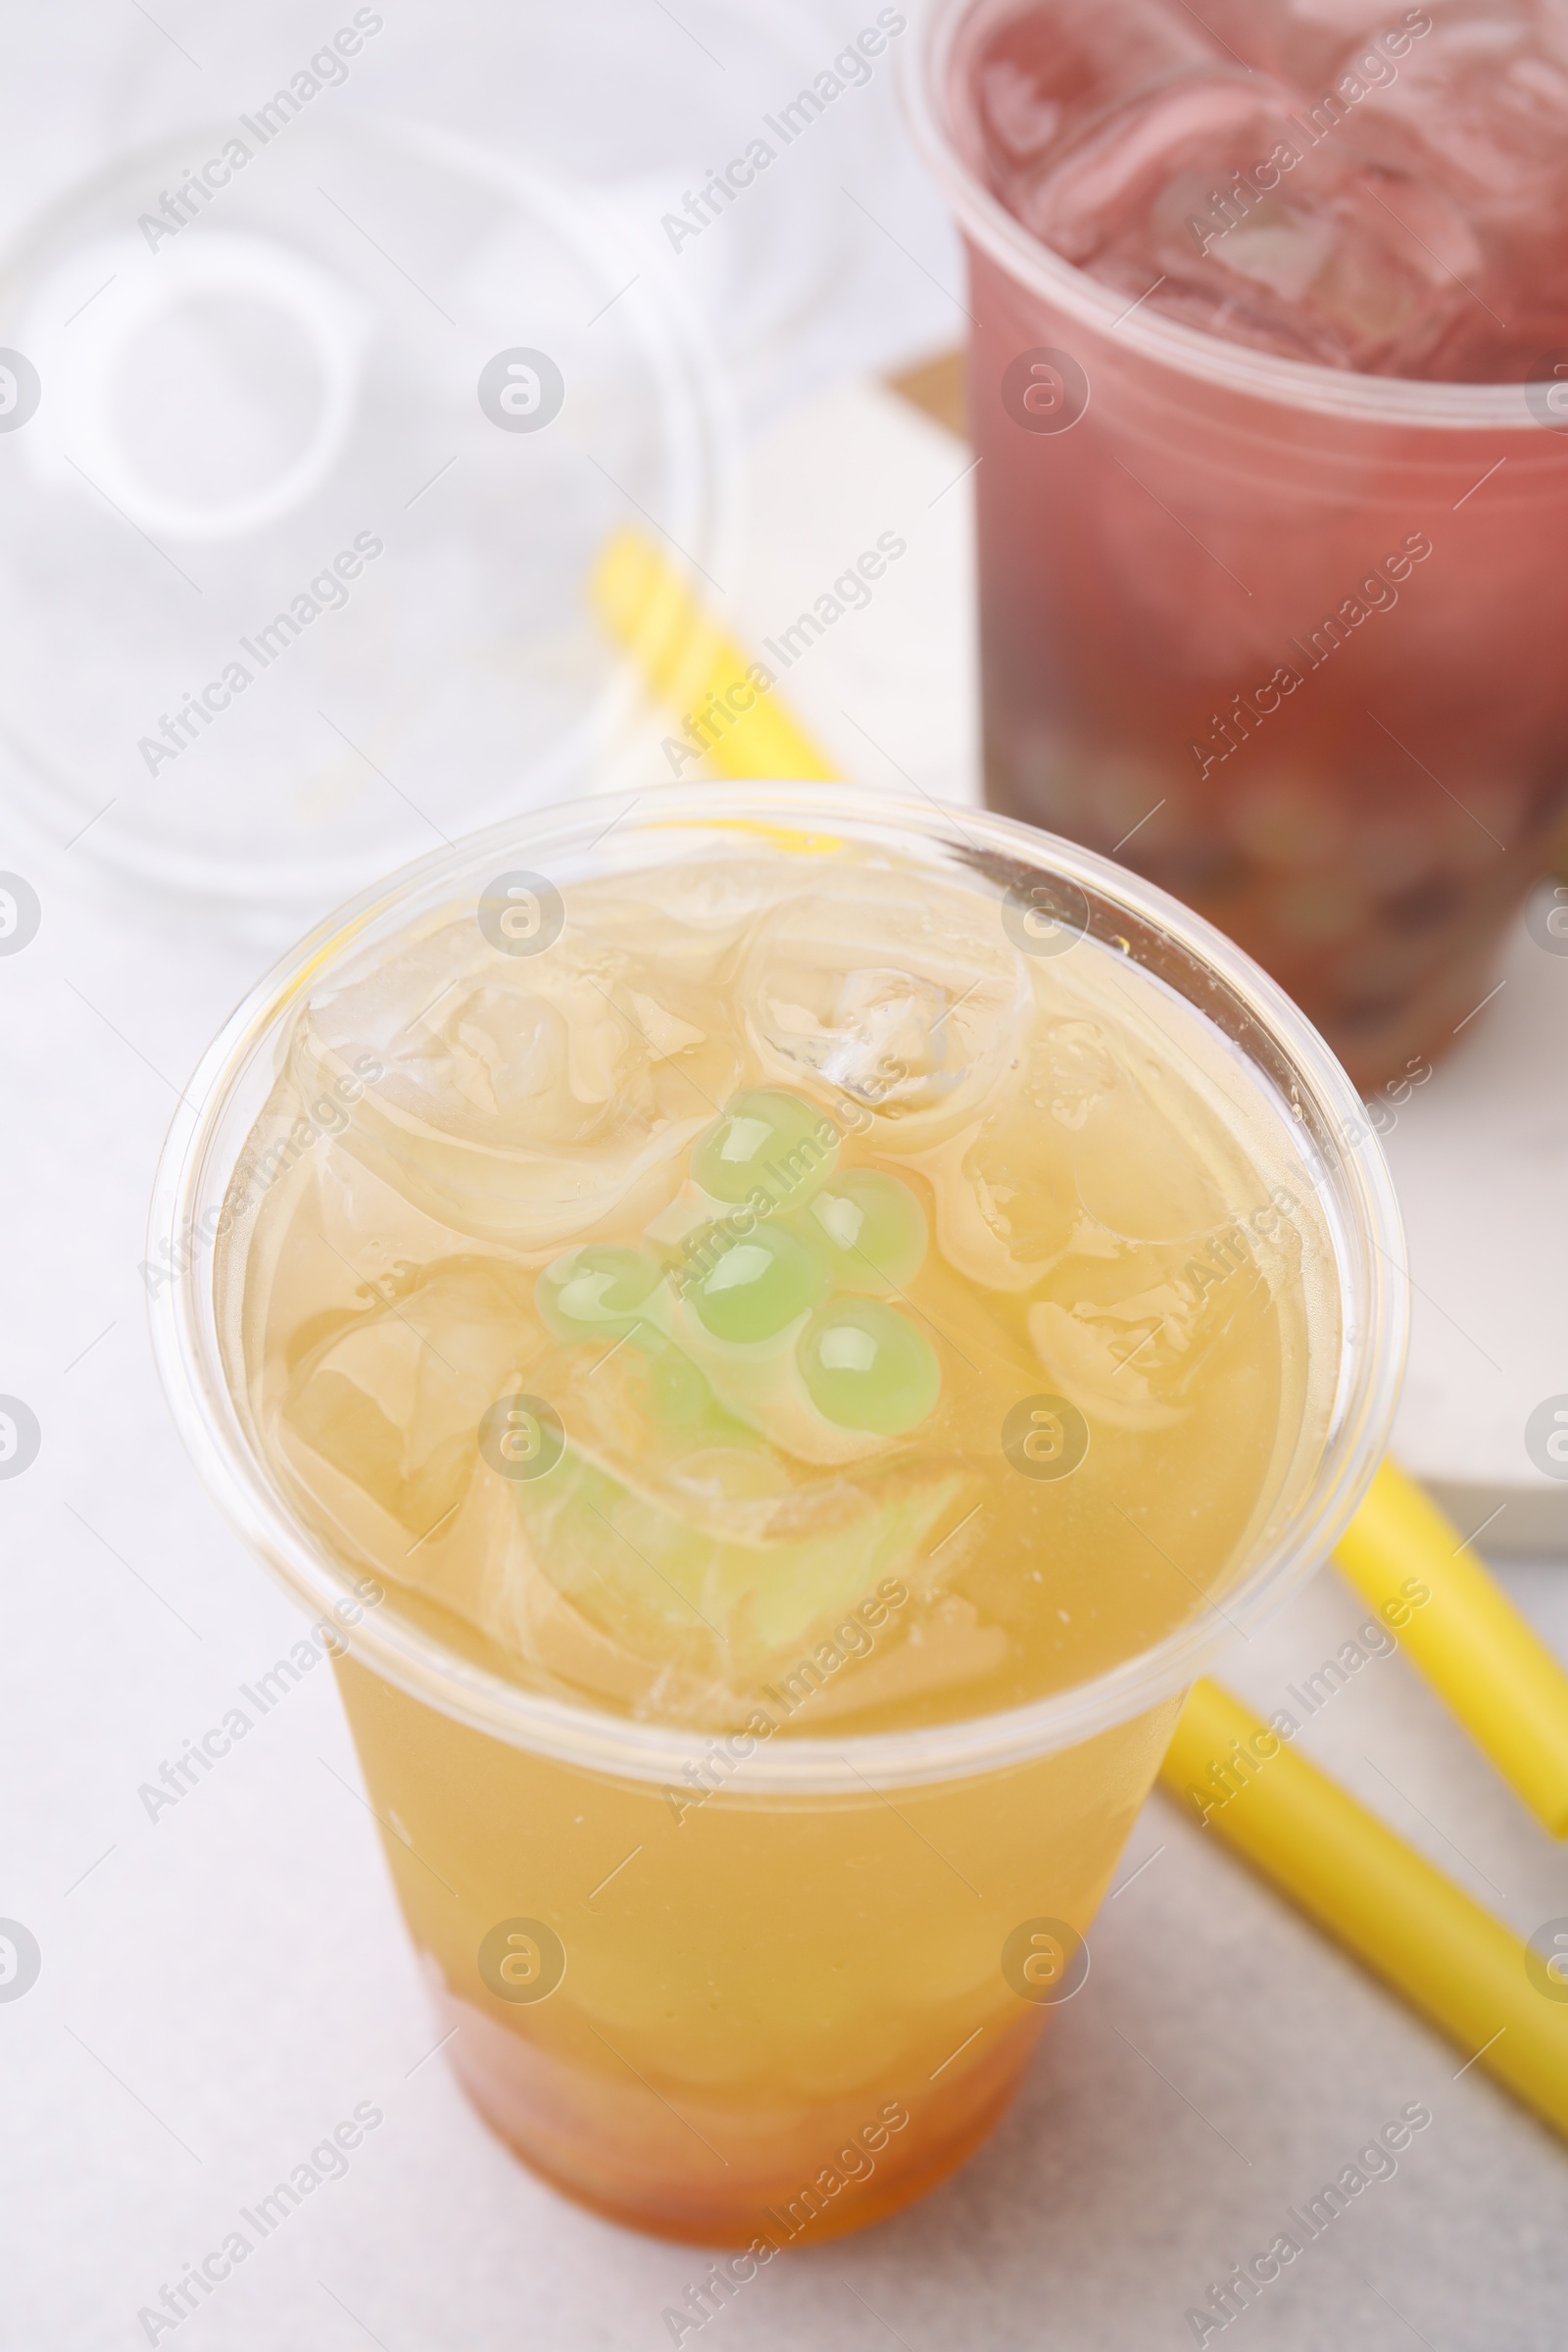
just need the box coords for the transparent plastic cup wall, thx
[906,0,1568,1093]
[150,786,1406,2245]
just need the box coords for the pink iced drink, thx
[925,0,1568,1085]
[968,0,1568,381]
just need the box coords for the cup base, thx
[432,1973,1045,2247]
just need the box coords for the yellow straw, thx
[589,527,837,783]
[1161,1677,1568,2140]
[1336,1459,1568,1838]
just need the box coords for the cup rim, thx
[901,0,1552,432]
[148,782,1408,1792]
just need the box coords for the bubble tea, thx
[192,796,1392,2244]
[913,0,1568,1088]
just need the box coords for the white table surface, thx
[3,9,1567,2350]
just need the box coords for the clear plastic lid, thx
[0,117,732,908]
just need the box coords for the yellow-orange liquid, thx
[220,839,1337,2240]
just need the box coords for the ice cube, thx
[1008,72,1293,264]
[739,872,1031,1147]
[274,1260,550,1557]
[811,967,957,1102]
[1027,1212,1278,1431]
[1340,7,1568,373]
[902,1112,1077,1295]
[292,911,743,1249]
[1353,8,1568,206]
[978,58,1066,165]
[972,0,1221,174]
[1214,201,1340,300]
